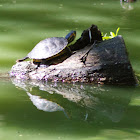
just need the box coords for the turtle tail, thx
[16,56,29,62]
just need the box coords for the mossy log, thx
[10,35,137,85]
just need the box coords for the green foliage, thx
[102,27,120,40]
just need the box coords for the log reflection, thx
[11,78,133,123]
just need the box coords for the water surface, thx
[0,0,140,139]
[0,79,140,140]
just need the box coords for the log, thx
[9,25,137,85]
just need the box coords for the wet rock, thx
[10,61,36,80]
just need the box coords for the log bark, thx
[10,35,137,85]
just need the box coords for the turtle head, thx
[65,30,76,44]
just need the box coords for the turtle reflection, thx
[11,78,133,123]
[27,92,64,112]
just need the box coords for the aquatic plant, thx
[102,27,120,40]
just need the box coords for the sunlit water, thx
[0,0,140,139]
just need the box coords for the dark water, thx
[0,0,140,139]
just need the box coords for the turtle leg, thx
[36,62,41,69]
[80,40,97,65]
[16,56,29,62]
[35,59,49,69]
[32,59,41,69]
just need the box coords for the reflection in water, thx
[27,92,64,112]
[11,78,133,123]
[120,0,137,10]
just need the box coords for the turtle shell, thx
[27,37,68,59]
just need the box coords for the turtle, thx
[16,30,76,67]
